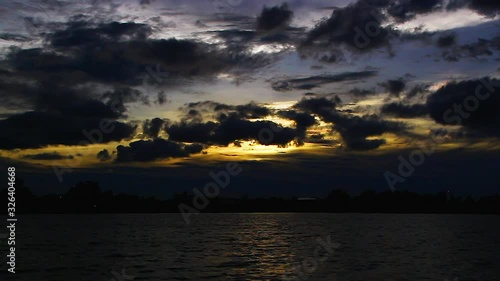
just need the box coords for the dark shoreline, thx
[3,181,500,215]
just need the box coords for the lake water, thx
[3,213,499,280]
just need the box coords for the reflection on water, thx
[5,213,500,280]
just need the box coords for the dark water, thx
[4,213,500,280]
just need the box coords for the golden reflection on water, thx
[217,214,298,279]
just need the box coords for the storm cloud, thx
[271,71,378,91]
[381,102,428,118]
[143,118,168,138]
[256,3,293,32]
[379,78,406,97]
[115,138,203,162]
[97,149,112,162]
[426,77,500,136]
[292,96,407,150]
[167,113,299,147]
[303,0,392,51]
[0,110,135,150]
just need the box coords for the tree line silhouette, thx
[2,180,500,214]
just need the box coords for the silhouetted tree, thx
[2,181,500,214]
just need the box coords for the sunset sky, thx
[0,0,499,197]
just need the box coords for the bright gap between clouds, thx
[396,8,497,32]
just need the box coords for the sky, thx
[0,0,499,197]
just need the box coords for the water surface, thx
[5,213,500,280]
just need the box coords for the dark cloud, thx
[299,0,466,61]
[4,48,83,84]
[0,17,278,151]
[211,8,302,46]
[277,110,317,144]
[293,96,341,113]
[278,110,317,129]
[303,0,393,52]
[468,0,500,17]
[406,84,429,99]
[441,36,499,62]
[209,23,300,56]
[436,33,457,48]
[181,101,272,120]
[123,36,267,79]
[143,118,168,138]
[168,101,302,147]
[256,3,293,32]
[334,114,407,150]
[181,109,203,123]
[4,82,132,120]
[0,111,136,150]
[0,56,143,149]
[390,0,443,21]
[349,88,377,97]
[21,152,74,160]
[48,21,152,48]
[184,143,204,154]
[407,0,442,13]
[4,20,272,89]
[231,103,272,119]
[213,29,256,43]
[156,91,168,105]
[212,113,298,146]
[167,112,299,147]
[115,138,203,162]
[379,78,406,96]
[292,96,407,150]
[0,63,139,150]
[0,77,38,110]
[101,88,149,115]
[0,66,146,150]
[426,77,500,136]
[0,33,31,42]
[97,149,112,162]
[57,98,123,119]
[381,102,428,118]
[271,71,378,91]
[167,121,219,143]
